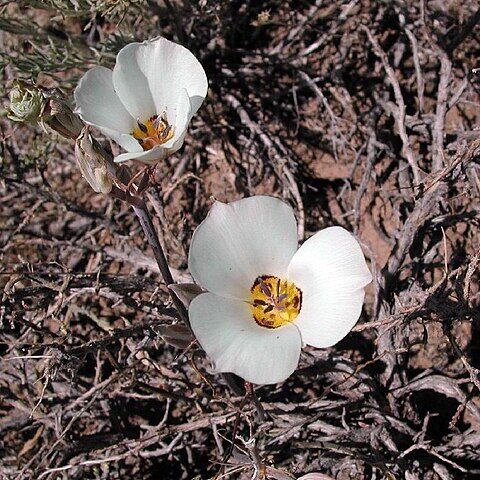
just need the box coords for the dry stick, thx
[377,183,447,392]
[299,70,351,156]
[422,138,480,194]
[381,111,480,284]
[463,248,480,303]
[448,77,469,110]
[377,140,480,389]
[404,28,425,113]
[446,7,480,53]
[444,328,480,393]
[449,390,474,430]
[432,52,451,171]
[225,93,305,239]
[270,0,324,55]
[20,365,137,480]
[216,383,267,478]
[37,431,184,479]
[244,438,266,480]
[384,184,447,286]
[219,393,251,477]
[353,125,378,232]
[363,27,422,187]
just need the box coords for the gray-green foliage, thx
[21,0,146,18]
[0,1,142,87]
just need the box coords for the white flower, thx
[188,196,372,385]
[74,37,208,165]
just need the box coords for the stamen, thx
[153,116,163,130]
[132,114,175,151]
[160,124,172,141]
[249,275,302,329]
[277,293,288,303]
[259,278,272,298]
[137,120,148,134]
[253,299,267,306]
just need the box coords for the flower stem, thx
[245,381,266,422]
[132,198,247,394]
[131,199,190,329]
[111,186,248,395]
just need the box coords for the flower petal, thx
[188,196,298,300]
[287,226,372,348]
[189,292,302,385]
[74,67,141,152]
[112,43,156,120]
[168,88,192,150]
[112,37,207,123]
[297,474,336,480]
[114,145,168,164]
[135,37,208,118]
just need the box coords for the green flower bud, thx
[7,82,44,123]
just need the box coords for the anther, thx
[137,120,148,134]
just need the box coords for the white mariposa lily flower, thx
[74,37,208,165]
[188,196,372,385]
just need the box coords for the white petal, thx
[188,196,298,300]
[169,88,193,150]
[287,226,372,348]
[114,145,168,164]
[92,130,141,155]
[136,37,208,117]
[189,293,302,385]
[112,42,156,120]
[112,37,207,122]
[74,66,136,136]
[297,474,336,480]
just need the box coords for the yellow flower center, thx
[132,115,174,150]
[249,275,302,329]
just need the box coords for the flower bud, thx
[8,82,84,140]
[7,82,44,123]
[75,127,114,194]
[43,96,84,140]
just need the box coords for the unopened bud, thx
[8,82,44,123]
[8,82,84,140]
[75,127,114,194]
[43,96,84,140]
